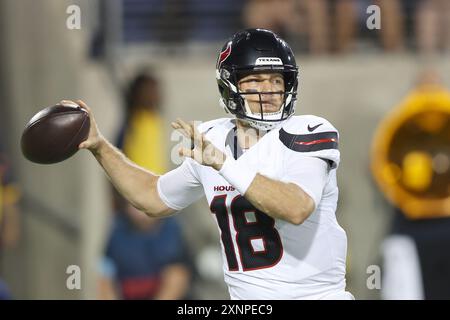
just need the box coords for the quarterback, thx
[67,29,352,300]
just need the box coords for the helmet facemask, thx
[218,67,298,131]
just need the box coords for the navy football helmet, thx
[216,29,299,130]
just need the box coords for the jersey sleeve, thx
[279,116,340,169]
[278,116,340,208]
[157,158,204,211]
[281,153,329,209]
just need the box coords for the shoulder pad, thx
[279,115,340,168]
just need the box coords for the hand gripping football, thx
[21,103,90,164]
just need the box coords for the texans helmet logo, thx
[217,42,232,68]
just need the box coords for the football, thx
[21,103,90,164]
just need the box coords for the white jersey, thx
[157,115,351,299]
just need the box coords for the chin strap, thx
[240,97,286,130]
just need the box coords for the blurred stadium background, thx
[0,0,449,299]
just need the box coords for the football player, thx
[67,28,353,300]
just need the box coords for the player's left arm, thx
[217,154,329,225]
[172,119,328,225]
[243,173,316,225]
[243,119,338,225]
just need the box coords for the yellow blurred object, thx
[371,83,450,219]
[402,151,433,192]
[123,109,167,175]
[416,111,447,134]
[382,163,402,185]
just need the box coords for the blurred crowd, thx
[92,0,450,57]
[97,72,194,300]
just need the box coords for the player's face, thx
[238,72,285,114]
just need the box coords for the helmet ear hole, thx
[228,101,237,111]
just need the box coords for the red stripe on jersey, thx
[294,138,337,146]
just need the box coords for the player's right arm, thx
[66,100,175,217]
